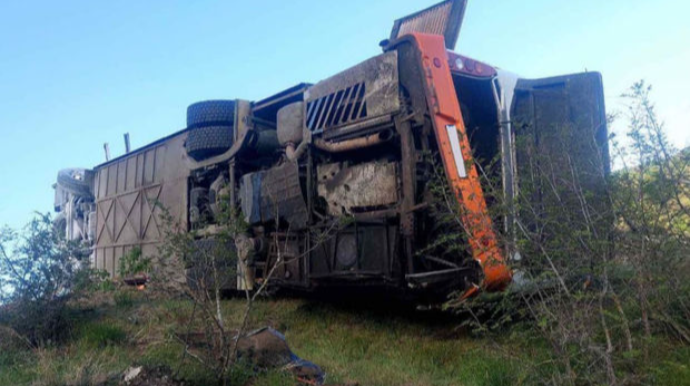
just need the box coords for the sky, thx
[0,0,688,230]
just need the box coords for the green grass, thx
[1,290,688,386]
[648,345,690,386]
[77,323,127,349]
[239,300,528,386]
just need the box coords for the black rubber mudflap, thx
[185,125,233,160]
[187,100,235,128]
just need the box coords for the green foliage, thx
[3,80,686,386]
[77,322,127,348]
[155,196,249,383]
[611,81,690,344]
[73,268,114,293]
[414,153,472,265]
[0,213,88,345]
[650,345,690,385]
[118,246,151,278]
[1,295,688,386]
[443,81,690,385]
[0,213,83,302]
[250,370,295,386]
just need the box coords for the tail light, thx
[447,51,497,78]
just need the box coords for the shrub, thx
[118,246,151,279]
[448,82,690,385]
[0,213,90,345]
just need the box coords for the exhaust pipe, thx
[313,129,393,153]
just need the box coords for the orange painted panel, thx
[410,33,512,291]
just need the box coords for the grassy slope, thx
[1,290,688,386]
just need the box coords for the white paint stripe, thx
[446,125,467,178]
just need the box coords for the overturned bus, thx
[53,0,609,299]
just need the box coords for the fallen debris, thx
[237,327,325,385]
[120,365,184,386]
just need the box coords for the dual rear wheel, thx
[185,100,235,160]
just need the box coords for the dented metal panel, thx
[317,161,398,216]
[93,132,190,277]
[239,162,308,229]
[305,51,400,134]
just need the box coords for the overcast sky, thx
[0,0,688,230]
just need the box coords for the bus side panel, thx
[93,133,190,278]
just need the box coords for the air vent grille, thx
[306,82,367,132]
[395,1,452,38]
[389,0,467,49]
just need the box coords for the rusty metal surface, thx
[396,118,417,238]
[267,233,305,285]
[93,132,189,277]
[317,161,398,216]
[49,0,614,302]
[393,33,512,292]
[322,115,393,142]
[234,99,252,143]
[305,51,400,134]
[239,162,308,228]
[313,131,391,153]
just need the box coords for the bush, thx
[448,82,690,385]
[118,246,151,278]
[0,213,88,345]
[73,267,115,293]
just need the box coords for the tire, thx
[185,125,234,160]
[187,100,235,128]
